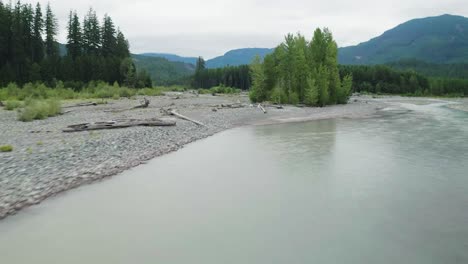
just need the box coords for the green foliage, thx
[19,98,62,122]
[0,145,13,152]
[132,54,192,86]
[249,55,267,102]
[0,2,137,87]
[4,100,24,110]
[304,77,318,106]
[337,75,353,104]
[192,63,251,90]
[249,29,348,106]
[270,85,288,104]
[339,64,468,97]
[199,86,241,95]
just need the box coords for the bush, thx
[18,98,62,122]
[289,92,300,105]
[0,145,13,152]
[4,100,23,110]
[269,85,288,104]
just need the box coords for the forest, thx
[192,58,250,90]
[193,58,468,98]
[0,1,151,89]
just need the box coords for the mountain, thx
[205,48,273,68]
[339,14,468,64]
[140,53,198,65]
[131,54,195,85]
[136,48,273,69]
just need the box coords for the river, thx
[0,100,467,263]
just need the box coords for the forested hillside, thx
[132,54,195,85]
[339,14,468,65]
[0,1,149,88]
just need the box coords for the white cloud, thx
[21,0,468,58]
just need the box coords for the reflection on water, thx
[0,101,467,264]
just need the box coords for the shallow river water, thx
[0,100,467,264]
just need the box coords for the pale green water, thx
[0,101,467,264]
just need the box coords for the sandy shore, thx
[2,93,464,220]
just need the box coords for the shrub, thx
[4,100,23,110]
[136,88,163,96]
[289,92,300,105]
[18,98,62,122]
[0,145,13,152]
[269,85,288,104]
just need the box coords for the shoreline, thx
[2,93,459,220]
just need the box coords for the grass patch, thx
[0,82,189,102]
[18,98,62,122]
[0,145,13,152]
[199,86,242,95]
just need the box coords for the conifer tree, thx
[32,3,44,63]
[66,11,82,59]
[44,3,58,58]
[101,15,116,57]
[83,8,101,55]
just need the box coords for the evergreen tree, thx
[101,15,116,57]
[32,3,44,63]
[44,3,58,58]
[115,29,130,58]
[66,11,82,59]
[83,8,101,55]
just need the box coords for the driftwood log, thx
[169,110,205,126]
[161,108,205,127]
[257,104,267,114]
[63,102,99,109]
[63,118,176,132]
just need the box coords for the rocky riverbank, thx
[0,93,390,219]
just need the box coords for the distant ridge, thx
[140,53,198,65]
[205,48,273,68]
[137,48,273,69]
[338,14,468,64]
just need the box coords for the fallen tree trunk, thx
[169,110,205,127]
[257,104,267,114]
[63,102,99,109]
[63,118,176,132]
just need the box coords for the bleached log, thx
[63,118,176,132]
[257,104,267,114]
[169,110,205,127]
[63,102,98,109]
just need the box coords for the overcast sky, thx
[23,0,468,58]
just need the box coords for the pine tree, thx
[66,11,82,59]
[101,15,116,57]
[83,8,101,55]
[115,29,130,58]
[32,3,44,63]
[44,3,58,58]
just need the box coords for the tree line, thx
[189,57,467,98]
[192,57,250,90]
[339,65,468,96]
[0,1,151,89]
